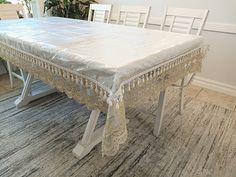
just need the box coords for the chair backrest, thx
[0,4,24,20]
[160,7,209,35]
[88,4,112,23]
[31,0,45,18]
[116,5,151,28]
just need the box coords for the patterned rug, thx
[0,83,236,177]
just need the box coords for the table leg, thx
[179,77,185,115]
[20,69,27,84]
[15,73,56,108]
[73,110,104,159]
[154,89,167,137]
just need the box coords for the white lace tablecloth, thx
[0,17,207,156]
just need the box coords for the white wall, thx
[99,0,236,26]
[98,0,236,95]
[201,31,236,86]
[164,0,236,24]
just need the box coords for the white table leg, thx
[15,73,56,108]
[154,89,167,137]
[6,61,14,88]
[15,74,33,107]
[179,77,185,115]
[73,110,104,159]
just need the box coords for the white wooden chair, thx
[160,7,209,35]
[0,4,26,88]
[88,4,112,23]
[160,7,209,115]
[31,0,45,18]
[116,5,151,28]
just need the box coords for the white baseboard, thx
[193,76,236,97]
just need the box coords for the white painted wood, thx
[160,7,209,35]
[20,69,27,83]
[81,110,101,144]
[88,4,112,23]
[172,74,196,114]
[15,88,56,107]
[138,15,236,34]
[179,77,185,115]
[15,74,56,108]
[73,126,104,159]
[73,107,132,159]
[107,14,236,34]
[73,110,104,159]
[12,71,26,83]
[31,0,44,18]
[15,74,33,107]
[153,89,167,136]
[6,61,13,88]
[116,5,151,28]
[6,62,26,88]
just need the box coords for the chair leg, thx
[154,89,167,137]
[6,61,14,88]
[179,77,185,115]
[20,69,27,84]
[6,61,28,88]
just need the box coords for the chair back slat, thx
[88,4,112,23]
[94,11,106,22]
[160,7,209,35]
[0,4,23,20]
[31,0,45,18]
[117,5,151,28]
[168,16,176,32]
[167,8,207,19]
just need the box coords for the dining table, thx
[0,17,207,159]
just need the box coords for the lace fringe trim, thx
[108,46,208,107]
[0,41,208,106]
[0,41,208,156]
[101,46,207,156]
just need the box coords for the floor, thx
[0,74,236,177]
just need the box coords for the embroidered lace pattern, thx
[0,41,207,156]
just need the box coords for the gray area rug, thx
[0,84,236,177]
